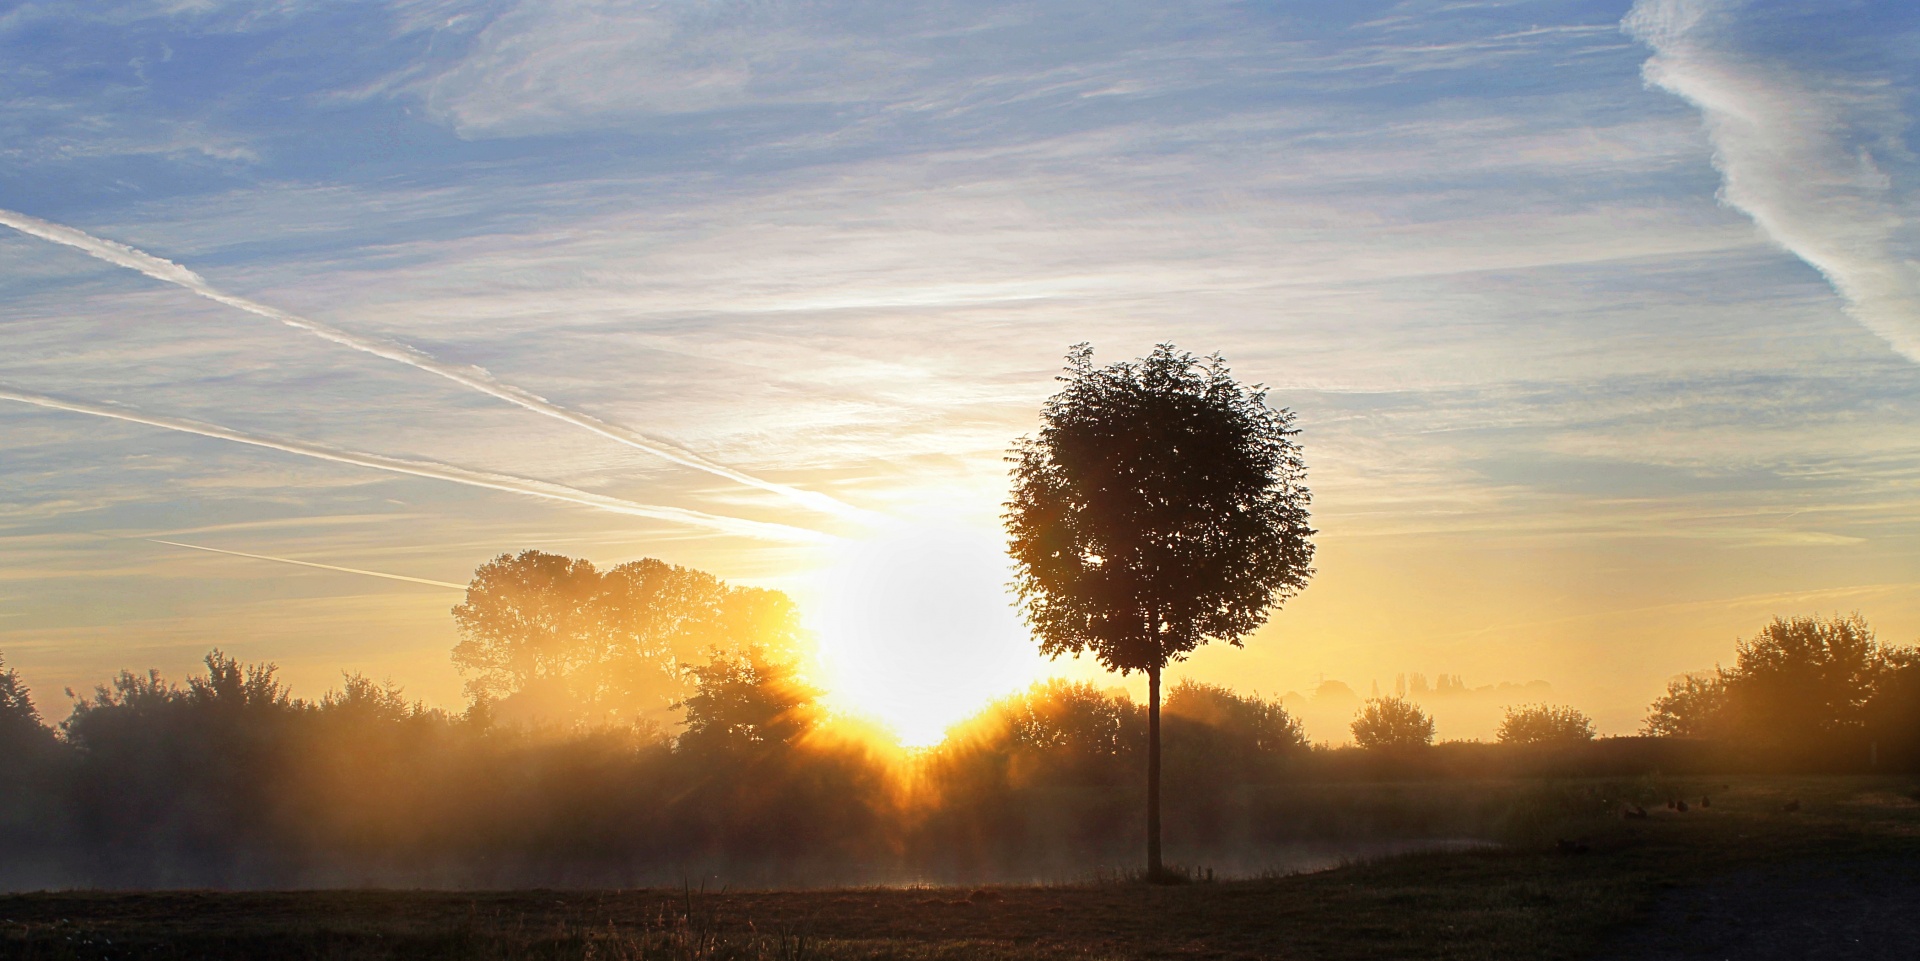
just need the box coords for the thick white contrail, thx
[0,208,870,521]
[146,538,469,590]
[1625,0,1920,362]
[0,386,831,545]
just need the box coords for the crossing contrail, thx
[0,385,832,545]
[145,538,469,590]
[0,208,872,522]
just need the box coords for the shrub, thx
[1351,696,1433,749]
[1496,704,1595,745]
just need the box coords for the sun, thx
[806,517,1051,747]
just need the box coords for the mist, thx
[4,553,1914,892]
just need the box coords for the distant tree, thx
[1165,680,1308,757]
[58,652,303,887]
[1351,696,1433,749]
[451,550,606,705]
[927,680,1143,798]
[1868,646,1920,767]
[935,680,1310,798]
[1643,614,1887,753]
[1643,672,1729,737]
[0,654,60,884]
[1003,680,1142,777]
[0,654,47,742]
[1006,344,1316,880]
[1164,680,1307,785]
[319,673,420,725]
[188,650,293,712]
[598,558,806,713]
[1496,703,1595,745]
[1724,614,1881,745]
[0,653,58,785]
[676,646,820,756]
[452,551,805,728]
[1313,679,1359,702]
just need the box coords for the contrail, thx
[0,385,831,545]
[146,538,469,590]
[1625,0,1920,362]
[0,208,871,521]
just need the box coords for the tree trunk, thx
[1147,661,1163,881]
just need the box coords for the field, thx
[3,775,1917,961]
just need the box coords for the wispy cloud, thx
[0,385,831,544]
[0,208,870,523]
[4,0,1917,725]
[1626,0,1920,362]
[421,0,759,135]
[145,538,468,590]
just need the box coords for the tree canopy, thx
[1642,613,1914,761]
[676,645,821,756]
[1005,343,1315,881]
[1351,696,1434,750]
[1006,344,1315,673]
[1495,704,1595,745]
[451,550,805,727]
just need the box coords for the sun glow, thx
[808,517,1052,747]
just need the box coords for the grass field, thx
[4,775,1917,960]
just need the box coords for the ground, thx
[3,776,1916,960]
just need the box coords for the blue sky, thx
[2,0,1917,741]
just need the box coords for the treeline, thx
[0,549,1913,889]
[0,648,1322,888]
[1642,613,1920,769]
[1307,613,1920,773]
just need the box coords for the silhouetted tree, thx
[676,646,820,756]
[452,551,805,728]
[1723,614,1880,751]
[1643,672,1729,737]
[1351,696,1433,749]
[1001,680,1143,785]
[452,550,606,707]
[1868,646,1920,768]
[319,672,421,725]
[59,652,302,886]
[0,655,62,888]
[1496,704,1595,745]
[1164,679,1308,778]
[0,654,49,747]
[1643,614,1892,760]
[599,558,806,716]
[188,649,294,712]
[1006,343,1315,880]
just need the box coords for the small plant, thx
[1497,704,1595,745]
[1351,696,1434,749]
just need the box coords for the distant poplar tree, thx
[1005,344,1315,881]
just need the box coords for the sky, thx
[2,0,1918,745]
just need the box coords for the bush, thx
[1496,704,1595,745]
[1351,696,1433,749]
